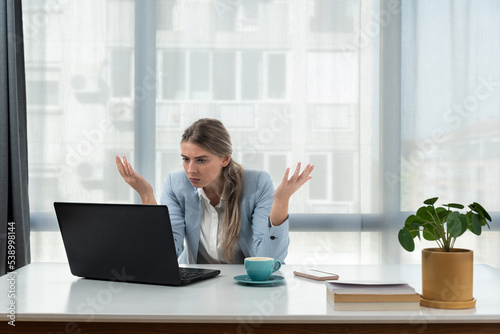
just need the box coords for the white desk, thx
[1,263,500,333]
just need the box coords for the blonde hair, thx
[181,118,243,262]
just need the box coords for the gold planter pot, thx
[420,248,476,309]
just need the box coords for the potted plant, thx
[398,197,492,309]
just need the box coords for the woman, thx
[115,118,313,264]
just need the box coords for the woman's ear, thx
[222,155,231,167]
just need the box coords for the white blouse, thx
[197,188,244,264]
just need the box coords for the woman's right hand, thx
[115,156,157,204]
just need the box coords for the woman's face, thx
[181,142,230,190]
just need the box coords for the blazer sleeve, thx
[249,171,290,263]
[159,173,186,258]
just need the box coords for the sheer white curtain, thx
[400,0,500,267]
[24,0,499,267]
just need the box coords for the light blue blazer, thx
[159,169,290,264]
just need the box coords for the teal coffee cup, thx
[244,257,281,281]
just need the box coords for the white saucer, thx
[233,274,285,285]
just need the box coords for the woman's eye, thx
[197,159,206,164]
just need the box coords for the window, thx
[267,54,286,99]
[310,0,356,33]
[110,50,133,98]
[241,0,259,21]
[267,154,288,184]
[23,0,63,12]
[241,51,262,100]
[307,151,356,204]
[156,104,181,129]
[332,151,355,202]
[156,0,177,30]
[26,65,60,111]
[160,50,286,101]
[214,1,237,31]
[24,0,500,269]
[310,104,352,130]
[29,165,61,212]
[213,51,236,99]
[161,50,186,100]
[219,104,255,128]
[307,51,359,103]
[308,154,328,201]
[189,51,211,99]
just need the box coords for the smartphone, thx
[293,269,339,281]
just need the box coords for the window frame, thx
[27,0,500,262]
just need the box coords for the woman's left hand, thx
[274,162,314,202]
[270,163,314,226]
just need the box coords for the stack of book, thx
[326,280,421,311]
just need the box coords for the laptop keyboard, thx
[179,268,203,280]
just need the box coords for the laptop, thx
[54,202,220,286]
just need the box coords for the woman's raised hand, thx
[274,162,314,202]
[115,156,157,204]
[270,162,314,226]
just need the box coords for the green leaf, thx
[416,206,433,221]
[404,214,418,227]
[471,202,492,222]
[404,215,423,238]
[470,213,482,235]
[447,212,468,238]
[398,228,415,252]
[436,207,449,219]
[466,212,474,233]
[459,214,469,236]
[445,203,465,209]
[422,225,440,241]
[423,197,438,205]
